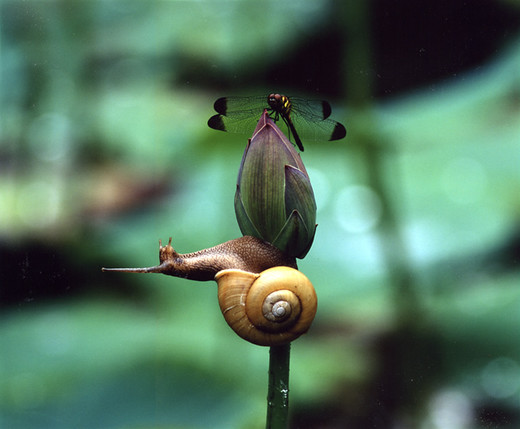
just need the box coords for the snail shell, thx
[215,266,317,346]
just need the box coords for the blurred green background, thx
[1,1,520,428]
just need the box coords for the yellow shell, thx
[215,266,317,346]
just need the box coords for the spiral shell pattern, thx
[215,266,317,346]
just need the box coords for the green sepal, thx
[296,221,317,259]
[284,165,317,232]
[272,209,315,259]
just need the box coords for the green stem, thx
[266,344,291,429]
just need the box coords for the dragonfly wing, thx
[290,98,332,120]
[208,95,346,142]
[208,110,263,135]
[213,96,266,115]
[327,120,347,141]
[289,114,346,142]
[286,97,346,141]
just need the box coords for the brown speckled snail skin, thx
[216,267,317,346]
[103,235,317,346]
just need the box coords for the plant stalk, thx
[266,344,291,429]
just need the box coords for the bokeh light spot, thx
[335,185,383,233]
[17,181,61,229]
[481,357,520,399]
[27,113,73,162]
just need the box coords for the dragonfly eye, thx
[268,93,284,110]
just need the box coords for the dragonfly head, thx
[268,93,281,103]
[267,93,288,113]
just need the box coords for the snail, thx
[215,266,317,346]
[103,235,317,346]
[102,235,297,280]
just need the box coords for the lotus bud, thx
[234,110,317,258]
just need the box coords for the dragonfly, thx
[207,93,346,151]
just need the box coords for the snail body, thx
[102,236,296,280]
[215,266,317,346]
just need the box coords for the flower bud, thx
[234,111,317,258]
